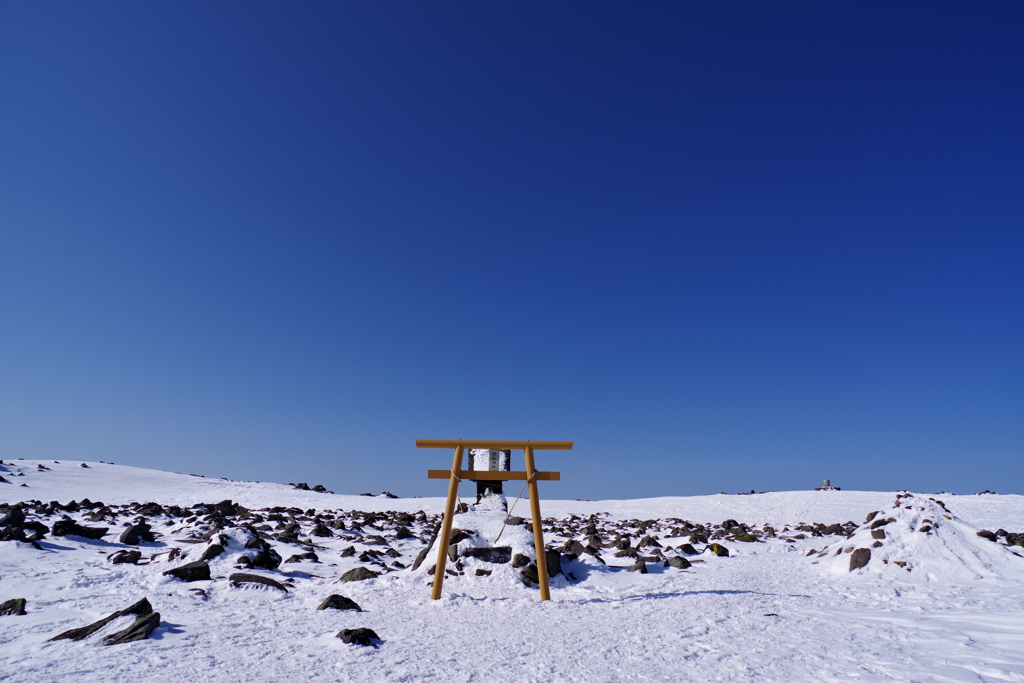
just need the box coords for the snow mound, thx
[813,493,1024,581]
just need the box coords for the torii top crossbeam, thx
[417,439,573,601]
[416,439,573,450]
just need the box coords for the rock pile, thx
[812,494,1024,581]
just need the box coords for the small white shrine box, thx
[468,448,511,500]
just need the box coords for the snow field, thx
[1,459,1024,682]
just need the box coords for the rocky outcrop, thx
[49,598,157,644]
[0,598,27,616]
[338,567,379,583]
[229,573,288,592]
[317,594,361,611]
[162,560,211,582]
[52,519,108,540]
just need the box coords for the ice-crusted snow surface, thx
[1,459,1023,682]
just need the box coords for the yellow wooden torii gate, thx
[417,439,573,601]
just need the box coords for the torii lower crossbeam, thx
[417,439,572,601]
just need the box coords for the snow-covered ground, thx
[2,458,1023,682]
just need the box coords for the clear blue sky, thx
[2,3,1022,499]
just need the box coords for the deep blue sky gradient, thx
[2,3,1022,498]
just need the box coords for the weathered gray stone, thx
[284,551,319,563]
[252,548,282,570]
[229,573,288,592]
[103,612,161,645]
[338,567,379,583]
[337,627,380,647]
[50,598,153,641]
[119,522,155,545]
[52,520,108,540]
[849,548,871,571]
[317,594,361,611]
[162,560,211,583]
[109,550,142,565]
[545,548,562,577]
[0,598,27,616]
[199,544,225,561]
[626,559,648,573]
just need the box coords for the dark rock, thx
[626,559,648,573]
[664,556,691,569]
[317,594,361,611]
[229,573,288,591]
[337,627,380,647]
[822,523,843,535]
[137,502,165,517]
[109,550,142,565]
[870,518,893,530]
[395,527,415,540]
[519,563,540,585]
[977,529,998,542]
[462,546,512,564]
[448,529,473,545]
[52,520,108,540]
[0,507,26,527]
[707,543,729,557]
[511,553,530,568]
[865,511,880,523]
[677,543,699,555]
[849,548,871,571]
[103,612,161,645]
[733,530,756,543]
[475,568,491,576]
[637,535,662,548]
[252,548,283,570]
[0,598,27,616]
[561,539,586,560]
[284,551,320,563]
[199,544,225,561]
[235,555,254,568]
[410,547,431,571]
[162,560,211,582]
[545,548,562,577]
[721,519,740,530]
[50,598,154,641]
[871,529,886,539]
[310,523,333,537]
[339,567,379,582]
[918,525,932,533]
